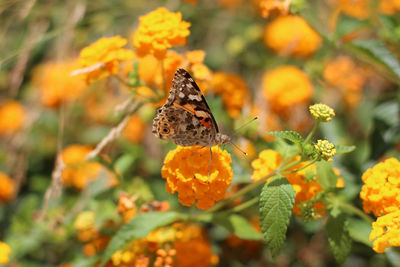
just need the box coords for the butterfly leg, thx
[191,145,206,156]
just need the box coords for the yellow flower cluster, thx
[61,145,117,190]
[133,7,191,59]
[33,60,88,108]
[0,100,25,135]
[323,56,367,108]
[309,103,336,122]
[370,209,400,253]
[314,140,336,161]
[212,72,249,118]
[361,158,400,253]
[79,36,134,84]
[0,242,11,264]
[264,15,322,57]
[252,150,343,217]
[262,65,314,114]
[0,172,15,203]
[161,146,233,209]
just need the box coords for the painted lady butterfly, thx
[152,68,230,147]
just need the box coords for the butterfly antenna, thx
[234,116,258,132]
[230,141,248,156]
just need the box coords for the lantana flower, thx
[212,72,249,118]
[133,7,191,59]
[79,36,134,84]
[369,209,400,253]
[0,100,25,135]
[0,172,14,203]
[162,146,233,209]
[255,0,289,18]
[0,242,11,264]
[263,15,322,57]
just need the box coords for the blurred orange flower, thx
[254,0,289,18]
[323,56,367,108]
[0,100,25,135]
[360,157,400,217]
[0,172,15,203]
[162,146,233,209]
[182,0,197,4]
[212,72,249,118]
[262,65,314,114]
[218,0,244,9]
[133,7,191,59]
[61,145,117,190]
[79,36,134,84]
[264,15,322,57]
[379,0,400,14]
[33,60,88,108]
[0,242,11,264]
[123,115,145,144]
[334,0,400,18]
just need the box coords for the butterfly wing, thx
[152,68,220,147]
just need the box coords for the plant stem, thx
[223,196,259,214]
[304,121,319,144]
[338,201,374,223]
[282,158,318,174]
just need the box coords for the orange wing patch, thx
[174,103,212,129]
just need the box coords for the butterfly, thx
[152,68,230,148]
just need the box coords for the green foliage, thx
[100,211,181,266]
[316,161,339,190]
[213,214,263,241]
[267,131,305,145]
[259,175,296,257]
[335,145,356,154]
[326,213,352,264]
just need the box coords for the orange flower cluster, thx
[74,211,111,257]
[117,193,138,223]
[262,66,314,113]
[0,100,25,135]
[334,0,400,19]
[0,242,11,264]
[323,56,367,108]
[162,146,233,209]
[252,150,343,217]
[360,158,400,253]
[255,0,289,18]
[0,172,15,203]
[264,15,322,57]
[218,0,244,10]
[110,223,217,267]
[123,115,145,143]
[79,36,134,84]
[212,72,249,118]
[33,60,88,108]
[61,145,117,190]
[133,7,191,59]
[181,0,197,4]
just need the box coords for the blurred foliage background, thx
[0,0,400,266]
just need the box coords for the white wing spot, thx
[179,92,185,98]
[188,94,202,101]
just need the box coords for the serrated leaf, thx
[213,214,263,241]
[259,176,295,257]
[326,214,352,264]
[267,131,304,144]
[349,40,400,79]
[100,211,181,266]
[335,145,356,154]
[316,161,338,189]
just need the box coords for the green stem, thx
[282,158,318,175]
[223,196,259,214]
[304,121,319,144]
[338,201,374,223]
[204,170,278,214]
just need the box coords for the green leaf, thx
[374,101,399,126]
[335,145,356,154]
[349,40,400,79]
[267,131,304,144]
[326,214,352,264]
[347,218,372,247]
[316,161,338,189]
[213,214,263,241]
[100,211,181,266]
[259,175,295,257]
